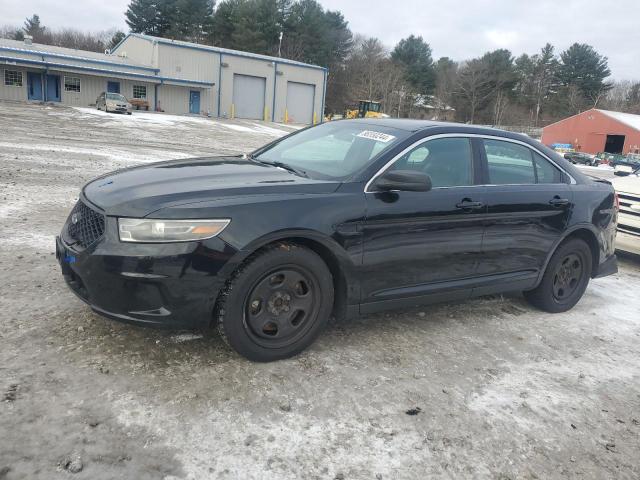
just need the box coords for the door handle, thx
[456,200,484,210]
[549,197,570,207]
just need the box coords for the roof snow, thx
[597,109,640,132]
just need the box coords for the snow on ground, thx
[1,101,639,480]
[68,107,293,136]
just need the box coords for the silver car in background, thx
[611,167,640,255]
[96,92,132,115]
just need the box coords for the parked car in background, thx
[611,165,640,255]
[564,151,597,166]
[612,153,640,176]
[56,120,618,361]
[96,92,132,115]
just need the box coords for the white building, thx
[0,33,327,124]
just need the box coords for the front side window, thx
[484,139,564,185]
[388,137,473,188]
[64,76,81,92]
[133,85,147,99]
[254,122,410,180]
[4,70,22,87]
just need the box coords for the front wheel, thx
[524,238,592,313]
[215,243,334,362]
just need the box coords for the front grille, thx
[619,193,640,218]
[66,200,105,248]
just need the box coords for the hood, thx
[611,173,640,196]
[83,156,340,217]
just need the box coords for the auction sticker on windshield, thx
[357,131,396,143]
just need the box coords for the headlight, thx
[118,218,230,243]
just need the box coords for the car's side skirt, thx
[359,270,538,315]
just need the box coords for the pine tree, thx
[559,43,612,108]
[23,14,46,41]
[391,35,436,95]
[107,31,126,51]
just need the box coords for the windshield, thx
[254,122,409,180]
[106,93,127,102]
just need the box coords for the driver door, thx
[360,136,486,311]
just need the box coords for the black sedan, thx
[57,120,618,361]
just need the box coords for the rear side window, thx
[484,139,563,185]
[533,152,563,183]
[389,137,473,188]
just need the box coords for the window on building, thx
[64,76,81,93]
[4,70,23,87]
[132,85,147,99]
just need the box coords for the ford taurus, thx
[56,120,619,361]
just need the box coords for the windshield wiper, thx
[250,158,308,178]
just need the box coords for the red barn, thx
[541,109,640,155]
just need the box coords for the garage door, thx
[286,82,315,125]
[232,74,266,120]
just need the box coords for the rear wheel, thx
[216,243,334,362]
[524,238,592,313]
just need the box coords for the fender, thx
[533,222,601,287]
[215,228,362,310]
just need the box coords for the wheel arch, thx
[215,229,357,323]
[536,224,601,286]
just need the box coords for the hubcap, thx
[552,253,583,301]
[244,267,318,347]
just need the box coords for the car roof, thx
[336,118,528,138]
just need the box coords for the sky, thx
[1,0,638,80]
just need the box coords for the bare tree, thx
[455,59,493,123]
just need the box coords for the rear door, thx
[477,138,573,283]
[361,135,487,310]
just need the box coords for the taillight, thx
[614,191,620,211]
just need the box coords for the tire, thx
[524,238,592,313]
[215,243,334,362]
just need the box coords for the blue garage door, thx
[46,75,60,102]
[27,72,43,101]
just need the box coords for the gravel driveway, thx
[1,101,639,480]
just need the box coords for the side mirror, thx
[374,170,432,192]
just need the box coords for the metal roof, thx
[114,33,326,71]
[597,109,640,132]
[0,37,215,87]
[0,37,155,71]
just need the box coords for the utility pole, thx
[278,31,283,57]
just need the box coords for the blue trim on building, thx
[0,46,159,73]
[0,56,215,87]
[217,52,222,117]
[271,61,278,122]
[109,33,132,53]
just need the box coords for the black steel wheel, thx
[215,243,334,362]
[551,253,583,301]
[524,238,592,313]
[244,266,320,349]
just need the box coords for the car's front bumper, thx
[56,221,238,329]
